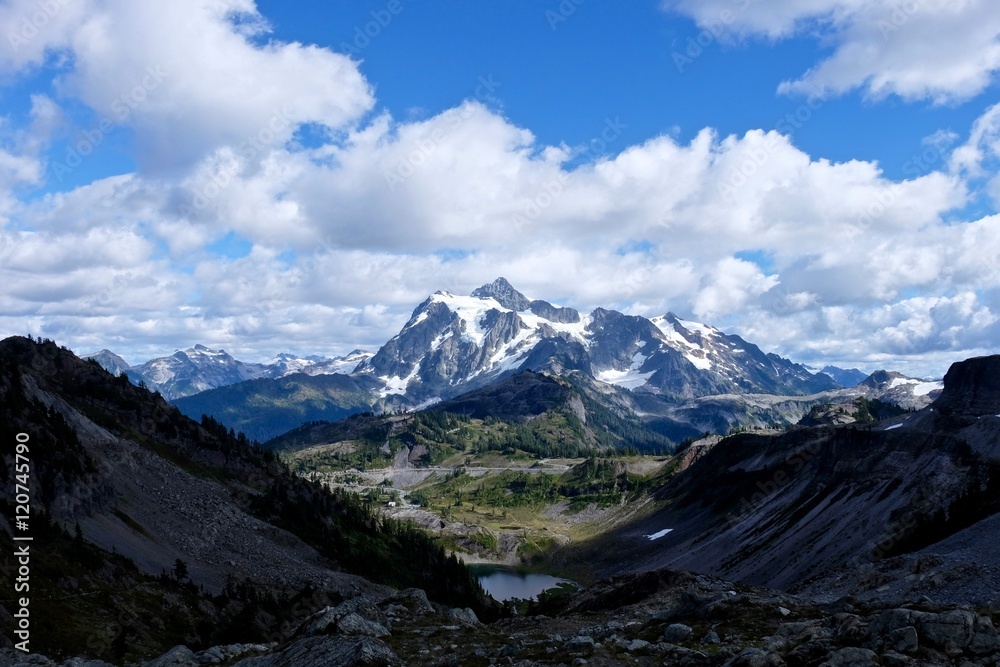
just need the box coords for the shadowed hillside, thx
[555,355,1000,606]
[0,337,486,662]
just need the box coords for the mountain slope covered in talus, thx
[558,354,1000,606]
[355,277,838,407]
[0,337,484,661]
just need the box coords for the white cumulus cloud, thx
[662,0,1000,103]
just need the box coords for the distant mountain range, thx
[265,370,675,462]
[818,365,869,387]
[85,278,944,442]
[83,345,373,400]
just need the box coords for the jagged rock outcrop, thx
[796,403,857,427]
[528,298,581,324]
[470,276,532,311]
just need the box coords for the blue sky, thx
[258,0,981,176]
[1,0,999,377]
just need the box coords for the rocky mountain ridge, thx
[857,369,943,410]
[171,372,380,442]
[84,346,374,401]
[819,365,869,387]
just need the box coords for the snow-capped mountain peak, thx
[126,345,268,398]
[87,280,837,406]
[469,276,531,311]
[357,279,839,404]
[357,279,593,400]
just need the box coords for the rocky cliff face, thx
[933,355,1000,419]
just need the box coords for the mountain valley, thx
[5,338,1000,667]
[3,284,984,667]
[3,335,1000,666]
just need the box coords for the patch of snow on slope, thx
[629,349,648,369]
[480,327,536,376]
[596,349,654,389]
[883,423,903,431]
[404,309,430,329]
[651,317,701,349]
[433,292,504,346]
[430,330,454,350]
[379,366,421,397]
[684,352,712,370]
[913,381,943,396]
[517,311,592,344]
[645,528,673,540]
[886,377,942,396]
[676,318,715,338]
[596,368,655,389]
[313,353,373,376]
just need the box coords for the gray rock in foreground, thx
[232,637,400,667]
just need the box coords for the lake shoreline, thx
[470,563,581,602]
